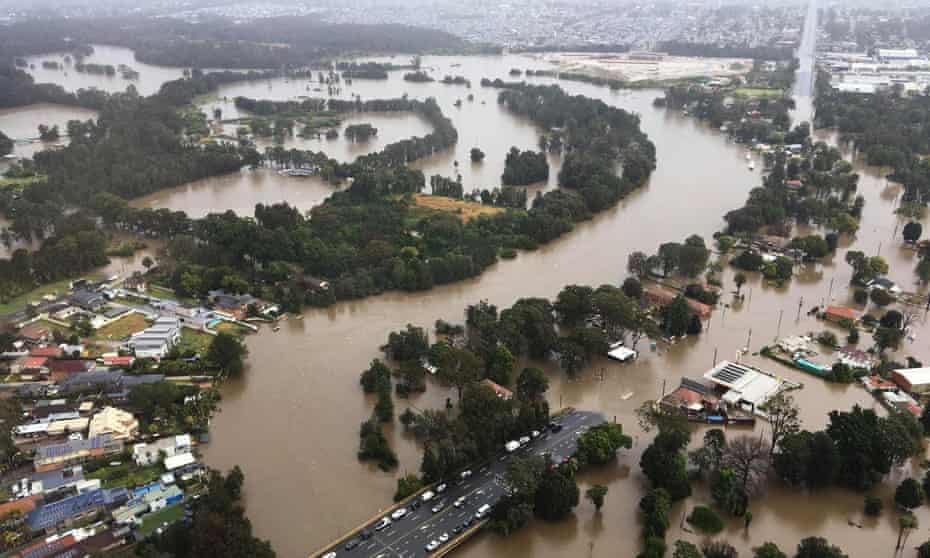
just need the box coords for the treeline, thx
[403,71,434,83]
[0,62,112,110]
[134,467,275,558]
[661,83,793,142]
[338,62,391,80]
[74,62,115,75]
[813,71,930,209]
[233,96,327,116]
[0,214,109,305]
[658,41,795,60]
[723,142,863,237]
[502,147,549,185]
[0,17,464,69]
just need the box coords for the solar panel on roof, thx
[712,363,748,384]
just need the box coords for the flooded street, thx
[8,35,930,558]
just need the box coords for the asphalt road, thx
[315,410,606,558]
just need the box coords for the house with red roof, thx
[29,347,62,359]
[823,305,857,324]
[48,360,95,383]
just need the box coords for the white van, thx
[421,490,435,502]
[475,504,491,519]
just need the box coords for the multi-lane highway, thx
[313,410,606,558]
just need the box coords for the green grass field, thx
[87,462,163,489]
[0,278,75,315]
[178,328,214,356]
[94,313,150,341]
[140,504,186,535]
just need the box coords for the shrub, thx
[864,495,882,516]
[686,505,724,534]
[852,289,868,305]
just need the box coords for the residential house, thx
[14,357,49,379]
[660,377,719,416]
[703,360,786,414]
[836,346,874,370]
[823,305,857,324]
[643,285,712,320]
[866,277,902,295]
[26,487,128,532]
[163,453,196,471]
[17,325,51,346]
[100,355,135,368]
[122,274,147,293]
[47,360,95,383]
[892,367,930,397]
[132,434,192,467]
[127,317,180,359]
[12,467,86,498]
[479,379,513,400]
[29,347,62,359]
[88,407,139,442]
[69,291,106,312]
[33,434,123,472]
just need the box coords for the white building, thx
[128,317,181,359]
[703,360,786,414]
[133,434,192,467]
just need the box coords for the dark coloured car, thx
[359,530,372,540]
[344,537,361,550]
[452,525,462,534]
[549,422,563,432]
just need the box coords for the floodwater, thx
[0,103,99,162]
[8,33,930,558]
[129,169,344,219]
[21,44,188,97]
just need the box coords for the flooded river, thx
[8,33,930,558]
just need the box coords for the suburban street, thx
[313,410,606,558]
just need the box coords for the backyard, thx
[94,313,150,341]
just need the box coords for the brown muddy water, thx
[7,45,930,558]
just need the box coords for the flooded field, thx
[7,35,930,558]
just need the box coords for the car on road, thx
[374,517,392,531]
[464,517,475,527]
[460,469,472,480]
[436,483,448,493]
[452,525,462,534]
[391,508,408,520]
[359,530,372,541]
[426,540,440,552]
[531,430,540,438]
[439,533,450,543]
[505,440,520,452]
[410,499,421,510]
[421,490,435,502]
[322,553,336,558]
[519,435,531,445]
[453,496,467,508]
[431,502,445,513]
[344,537,361,551]
[548,421,563,432]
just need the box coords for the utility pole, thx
[775,309,784,341]
[796,296,804,321]
[746,328,752,353]
[713,347,718,367]
[827,277,834,302]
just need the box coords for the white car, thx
[421,490,435,502]
[453,496,467,508]
[460,469,472,480]
[531,430,540,439]
[374,517,392,531]
[519,436,531,445]
[391,508,407,520]
[426,540,440,552]
[322,553,337,558]
[436,483,448,493]
[431,502,445,513]
[439,533,450,543]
